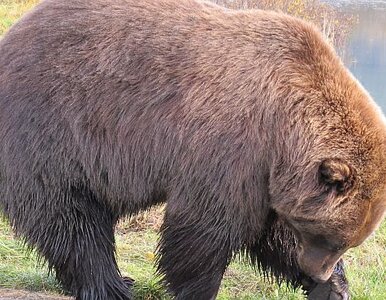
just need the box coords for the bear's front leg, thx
[304,259,349,300]
[156,205,237,300]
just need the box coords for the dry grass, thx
[0,0,40,36]
[117,206,165,233]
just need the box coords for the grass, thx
[1,213,385,299]
[343,224,386,299]
[0,1,385,299]
[0,219,59,293]
[0,214,307,300]
[0,0,40,36]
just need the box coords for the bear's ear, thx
[319,159,356,194]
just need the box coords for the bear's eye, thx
[333,246,344,252]
[324,239,347,252]
[306,233,346,252]
[329,244,344,252]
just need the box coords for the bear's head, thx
[260,15,386,282]
[269,78,386,283]
[292,158,384,283]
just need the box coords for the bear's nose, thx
[310,268,334,283]
[297,246,339,283]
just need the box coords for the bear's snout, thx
[297,245,340,283]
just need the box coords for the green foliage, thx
[0,218,61,293]
[1,217,385,299]
[0,0,39,36]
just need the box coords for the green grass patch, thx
[0,218,61,293]
[0,0,40,36]
[1,217,385,299]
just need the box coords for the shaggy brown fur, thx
[0,0,385,299]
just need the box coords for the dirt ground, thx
[0,290,71,300]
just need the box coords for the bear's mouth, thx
[275,214,341,282]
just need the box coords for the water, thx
[324,0,386,111]
[325,0,386,9]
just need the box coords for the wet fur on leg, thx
[156,205,235,299]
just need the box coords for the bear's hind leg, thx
[28,186,131,300]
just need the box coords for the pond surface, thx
[324,0,386,111]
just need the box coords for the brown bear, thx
[0,0,385,299]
